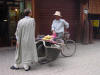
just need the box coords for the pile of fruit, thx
[42,35,53,41]
[41,33,57,43]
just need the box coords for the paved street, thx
[0,40,100,75]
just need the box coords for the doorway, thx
[88,14,100,39]
[0,0,24,47]
[0,3,9,47]
[35,0,80,40]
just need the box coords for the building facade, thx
[0,0,100,46]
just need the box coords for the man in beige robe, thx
[10,9,38,71]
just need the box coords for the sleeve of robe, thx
[15,20,23,44]
[32,18,36,42]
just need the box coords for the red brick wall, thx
[35,0,80,41]
[89,0,100,14]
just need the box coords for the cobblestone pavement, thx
[0,40,100,75]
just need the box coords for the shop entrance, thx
[88,14,100,39]
[0,0,24,47]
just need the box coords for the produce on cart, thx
[36,34,62,64]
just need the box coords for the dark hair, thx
[24,8,31,16]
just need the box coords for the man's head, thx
[24,8,32,17]
[54,11,62,20]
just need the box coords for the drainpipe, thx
[80,0,90,44]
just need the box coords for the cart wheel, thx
[61,40,76,57]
